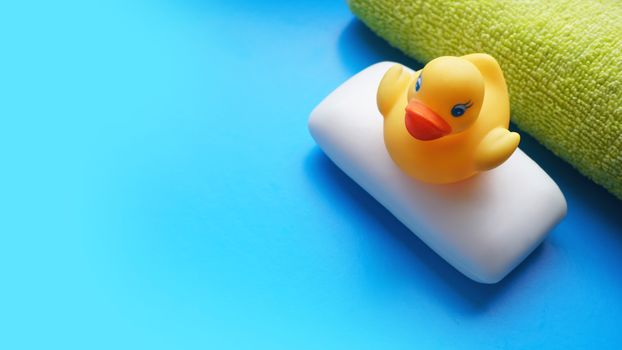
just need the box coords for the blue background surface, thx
[1,0,621,348]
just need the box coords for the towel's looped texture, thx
[348,0,622,199]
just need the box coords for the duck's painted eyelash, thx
[450,101,473,117]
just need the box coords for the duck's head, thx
[405,56,485,141]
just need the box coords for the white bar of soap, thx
[308,62,567,283]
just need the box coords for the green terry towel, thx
[348,0,622,199]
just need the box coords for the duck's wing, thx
[377,64,413,118]
[462,53,510,126]
[474,127,520,170]
[461,53,506,86]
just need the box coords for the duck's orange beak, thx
[404,100,452,141]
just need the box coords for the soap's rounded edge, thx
[463,191,567,285]
[307,61,399,145]
[449,249,515,284]
[470,271,506,284]
[444,261,504,284]
[307,105,323,143]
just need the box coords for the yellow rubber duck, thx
[377,54,520,184]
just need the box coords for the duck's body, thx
[378,54,519,183]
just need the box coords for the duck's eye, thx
[415,74,422,92]
[451,102,472,117]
